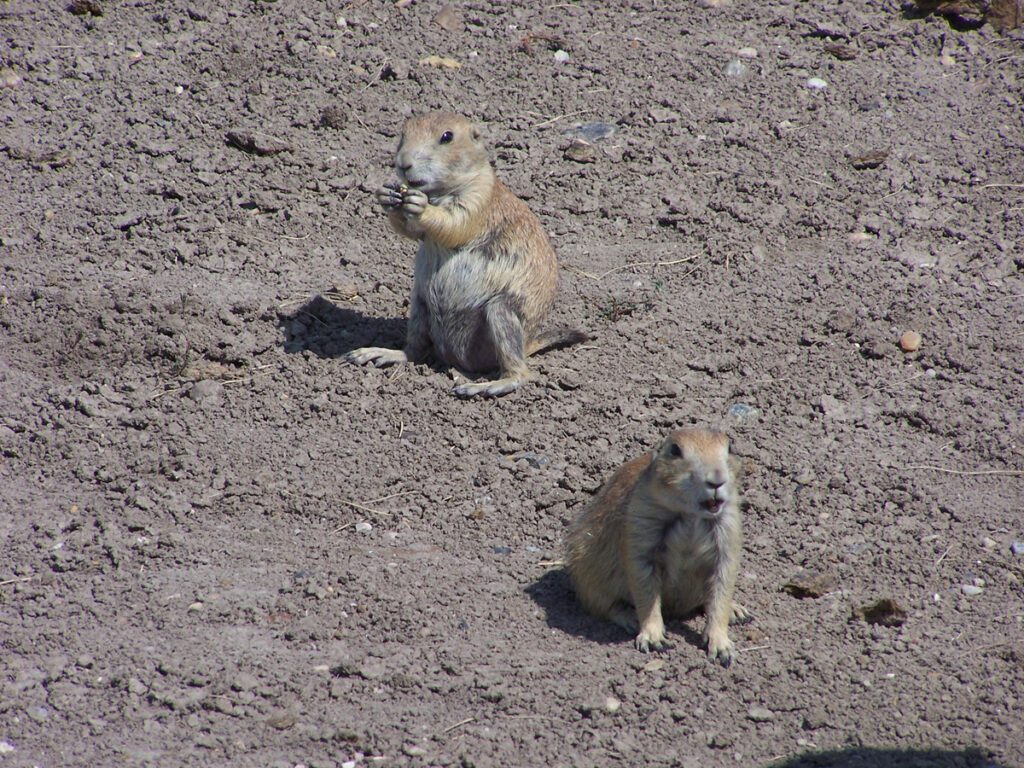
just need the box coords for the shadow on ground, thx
[278,293,405,358]
[770,746,1000,768]
[525,567,706,654]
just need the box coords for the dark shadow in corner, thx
[277,293,406,360]
[524,568,705,654]
[900,4,986,31]
[769,746,1001,768]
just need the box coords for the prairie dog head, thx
[649,429,735,520]
[393,112,491,197]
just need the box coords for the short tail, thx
[526,327,591,357]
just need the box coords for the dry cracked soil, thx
[1,1,1023,767]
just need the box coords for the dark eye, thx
[669,443,682,458]
[439,131,454,144]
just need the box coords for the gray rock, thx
[1011,541,1024,556]
[724,59,747,77]
[564,122,617,142]
[188,380,223,402]
[747,705,774,722]
[727,403,760,423]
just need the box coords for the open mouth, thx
[703,498,725,516]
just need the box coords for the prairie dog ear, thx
[470,123,483,141]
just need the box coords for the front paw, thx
[730,603,752,626]
[634,625,667,653]
[706,632,734,667]
[401,188,428,216]
[376,182,403,210]
[345,347,407,368]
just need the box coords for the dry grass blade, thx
[0,577,32,589]
[904,465,1024,477]
[567,255,699,281]
[442,717,475,734]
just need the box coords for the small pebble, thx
[354,522,372,534]
[433,6,462,32]
[0,741,14,755]
[899,330,922,352]
[806,77,828,91]
[747,706,774,722]
[604,696,621,714]
[724,59,747,78]
[960,584,983,596]
[402,745,427,757]
[1011,542,1024,556]
[513,451,550,469]
[982,537,997,550]
[736,47,758,59]
[1,68,23,89]
[563,139,597,164]
[189,379,223,402]
[727,402,760,424]
[565,122,616,142]
[553,49,570,63]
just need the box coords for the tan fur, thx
[565,429,747,665]
[346,112,586,398]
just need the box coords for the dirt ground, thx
[1,1,1023,766]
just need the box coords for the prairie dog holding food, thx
[565,429,748,665]
[346,111,586,398]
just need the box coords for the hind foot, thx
[452,376,526,398]
[346,347,408,368]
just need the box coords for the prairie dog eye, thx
[439,130,454,144]
[669,443,683,458]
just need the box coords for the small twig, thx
[531,109,591,128]
[442,717,475,734]
[364,490,418,505]
[339,499,387,517]
[569,255,699,281]
[972,639,1022,653]
[878,371,928,391]
[335,490,418,523]
[978,182,1024,189]
[934,543,955,566]
[794,175,834,190]
[738,644,771,654]
[150,385,187,401]
[0,576,33,587]
[537,559,565,567]
[905,465,1024,477]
